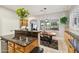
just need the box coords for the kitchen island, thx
[1,30,40,53]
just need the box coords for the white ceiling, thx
[2,5,72,16]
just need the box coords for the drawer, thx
[8,41,14,47]
[8,46,14,53]
[15,44,25,52]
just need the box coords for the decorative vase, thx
[20,18,28,28]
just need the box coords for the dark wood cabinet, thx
[15,30,38,39]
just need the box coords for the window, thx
[40,19,59,30]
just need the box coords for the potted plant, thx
[60,16,68,29]
[59,16,68,37]
[16,8,30,28]
[60,16,68,25]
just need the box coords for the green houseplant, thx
[60,16,68,36]
[60,16,68,24]
[16,8,30,28]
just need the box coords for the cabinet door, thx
[8,41,14,47]
[8,41,15,53]
[25,40,38,53]
[15,44,25,52]
[8,46,15,53]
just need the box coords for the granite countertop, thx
[1,34,37,47]
[15,30,41,33]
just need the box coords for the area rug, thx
[40,39,58,50]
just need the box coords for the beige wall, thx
[0,7,20,36]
